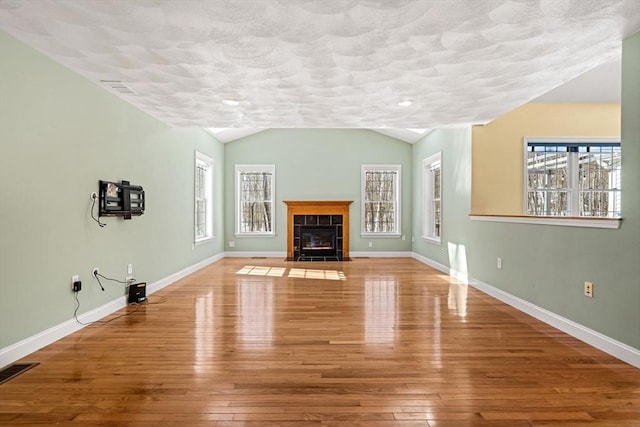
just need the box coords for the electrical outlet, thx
[229,241,235,247]
[127,263,133,275]
[71,275,80,292]
[401,235,406,241]
[584,281,594,298]
[92,267,99,277]
[126,275,134,284]
[497,257,503,269]
[90,192,97,200]
[368,241,372,247]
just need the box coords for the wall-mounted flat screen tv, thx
[98,180,144,220]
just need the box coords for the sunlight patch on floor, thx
[235,265,286,277]
[288,268,346,281]
[236,265,346,281]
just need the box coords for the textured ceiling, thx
[0,0,639,137]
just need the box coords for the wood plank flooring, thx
[2,258,639,426]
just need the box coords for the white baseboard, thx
[412,252,640,369]
[225,251,413,259]
[412,252,450,274]
[147,253,224,294]
[224,251,286,258]
[0,297,128,369]
[350,251,413,258]
[0,253,224,369]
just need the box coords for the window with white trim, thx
[423,152,442,242]
[525,139,621,217]
[194,151,213,242]
[361,165,401,235]
[235,164,275,235]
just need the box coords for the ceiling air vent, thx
[100,80,136,94]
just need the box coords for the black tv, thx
[98,180,145,219]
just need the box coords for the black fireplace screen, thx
[301,228,336,256]
[293,215,343,260]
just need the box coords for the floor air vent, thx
[0,363,39,385]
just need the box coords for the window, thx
[423,152,442,242]
[235,164,275,235]
[194,151,213,242]
[361,165,401,235]
[525,139,621,217]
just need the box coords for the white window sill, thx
[194,236,214,246]
[360,233,402,238]
[235,233,277,238]
[422,236,442,244]
[469,214,622,229]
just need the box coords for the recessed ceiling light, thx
[397,99,413,107]
[222,99,240,106]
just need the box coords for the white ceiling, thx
[0,0,638,143]
[533,57,622,103]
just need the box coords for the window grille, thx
[526,141,621,217]
[194,152,213,242]
[362,165,400,234]
[423,153,442,241]
[195,162,207,238]
[236,165,275,235]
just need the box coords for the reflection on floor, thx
[3,257,639,426]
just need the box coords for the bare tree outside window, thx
[526,141,621,218]
[195,162,207,238]
[240,172,272,232]
[236,165,275,235]
[578,145,621,217]
[423,153,442,242]
[194,151,213,242]
[362,166,400,234]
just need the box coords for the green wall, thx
[412,128,473,272]
[0,30,225,349]
[224,129,413,253]
[412,32,640,350]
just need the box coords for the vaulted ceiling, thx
[0,0,638,143]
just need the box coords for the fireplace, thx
[284,201,352,261]
[301,227,337,257]
[295,216,342,261]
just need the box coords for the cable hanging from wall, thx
[90,192,106,227]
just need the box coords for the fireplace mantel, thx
[284,200,353,260]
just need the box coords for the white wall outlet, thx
[90,192,97,200]
[401,235,406,241]
[497,257,503,269]
[127,263,133,275]
[584,281,594,297]
[368,241,373,247]
[126,275,134,284]
[92,267,99,277]
[71,275,79,290]
[229,241,235,247]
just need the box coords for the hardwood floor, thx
[2,258,639,426]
